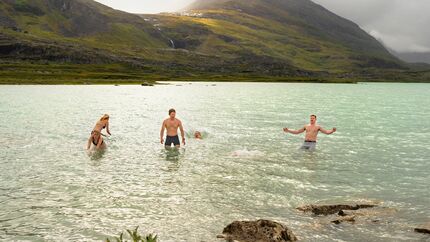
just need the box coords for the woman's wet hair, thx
[100,114,110,121]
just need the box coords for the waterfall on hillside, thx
[169,39,175,49]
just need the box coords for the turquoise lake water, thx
[0,83,429,241]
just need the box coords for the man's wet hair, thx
[310,114,317,119]
[169,108,176,115]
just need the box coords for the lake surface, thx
[0,83,429,241]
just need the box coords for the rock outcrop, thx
[219,219,297,242]
[297,204,377,216]
[415,223,430,234]
[296,203,401,226]
[331,215,356,224]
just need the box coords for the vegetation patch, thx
[13,0,44,16]
[106,226,157,242]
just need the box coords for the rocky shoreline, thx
[218,219,297,242]
[215,202,429,242]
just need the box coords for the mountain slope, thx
[0,0,172,63]
[143,0,404,73]
[1,0,425,83]
[187,0,391,55]
[0,0,169,44]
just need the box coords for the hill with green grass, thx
[0,0,170,63]
[0,0,429,83]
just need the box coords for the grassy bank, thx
[0,62,160,84]
[0,62,356,84]
[1,62,429,84]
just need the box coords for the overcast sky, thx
[94,0,430,53]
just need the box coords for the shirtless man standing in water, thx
[160,108,185,148]
[283,115,336,150]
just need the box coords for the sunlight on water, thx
[0,83,429,241]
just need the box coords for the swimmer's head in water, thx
[194,131,202,139]
[169,108,176,118]
[100,114,110,121]
[310,114,317,124]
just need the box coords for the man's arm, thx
[160,120,165,144]
[283,126,306,135]
[179,120,185,145]
[319,127,336,135]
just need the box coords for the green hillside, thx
[0,0,429,83]
[0,0,170,60]
[154,0,403,71]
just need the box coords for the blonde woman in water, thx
[87,114,111,150]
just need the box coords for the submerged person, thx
[283,114,336,150]
[194,131,202,139]
[160,108,186,148]
[87,114,111,150]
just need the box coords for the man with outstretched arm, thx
[283,114,336,150]
[160,108,185,148]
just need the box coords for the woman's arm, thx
[106,122,111,135]
[87,137,92,150]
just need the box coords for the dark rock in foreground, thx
[220,219,297,242]
[297,204,377,216]
[415,223,430,234]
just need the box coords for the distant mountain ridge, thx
[395,52,430,64]
[1,0,428,82]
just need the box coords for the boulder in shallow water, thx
[415,223,430,234]
[298,203,397,226]
[296,204,377,216]
[221,219,297,242]
[331,215,356,224]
